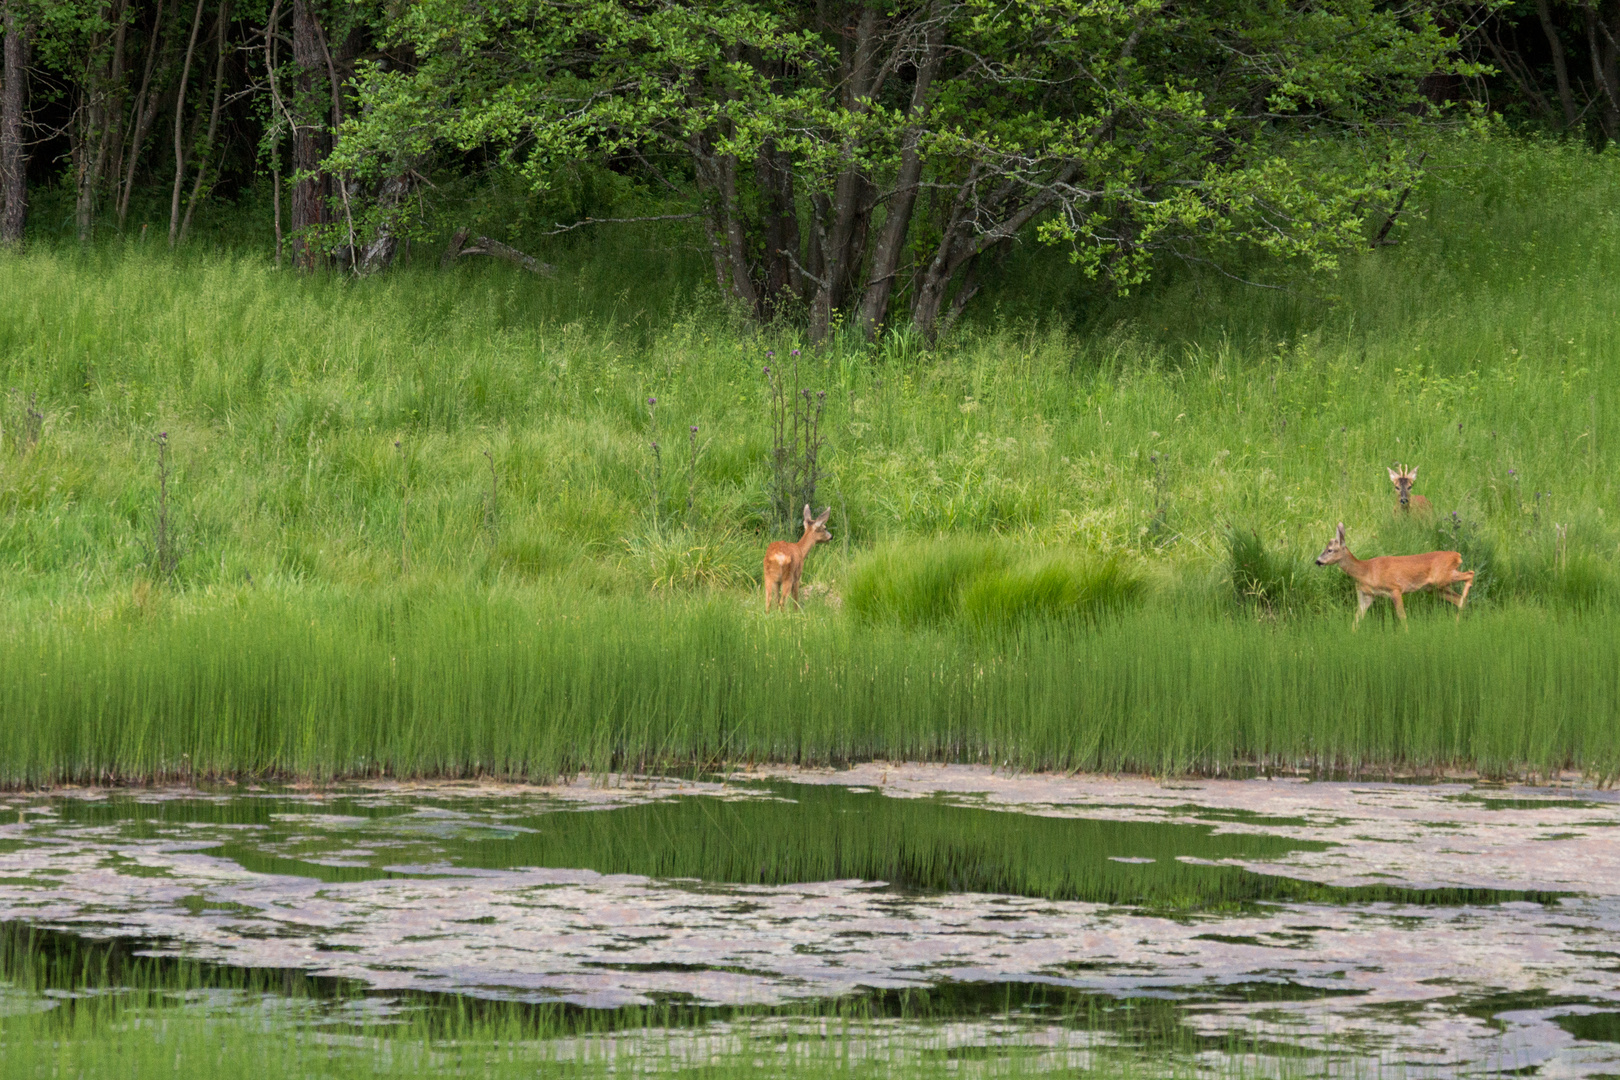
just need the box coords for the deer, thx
[764,504,832,610]
[1388,464,1432,518]
[1315,521,1473,629]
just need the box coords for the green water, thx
[48,782,1560,909]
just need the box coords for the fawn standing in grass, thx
[1389,464,1431,518]
[764,504,832,610]
[1315,522,1473,628]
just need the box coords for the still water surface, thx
[2,765,1618,1076]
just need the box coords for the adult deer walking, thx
[1315,522,1473,629]
[764,504,832,611]
[1388,464,1431,517]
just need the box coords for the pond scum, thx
[2,588,1616,788]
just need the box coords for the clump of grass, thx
[1499,534,1613,610]
[846,538,1004,626]
[961,554,1145,629]
[845,538,1141,628]
[620,524,756,591]
[1227,530,1335,618]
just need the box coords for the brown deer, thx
[1315,522,1473,629]
[1388,464,1432,518]
[764,504,832,610]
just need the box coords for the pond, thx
[2,765,1618,1077]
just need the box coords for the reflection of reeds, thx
[2,587,1615,787]
[0,920,1418,1077]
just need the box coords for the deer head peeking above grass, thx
[1388,464,1431,518]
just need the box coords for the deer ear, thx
[814,507,831,526]
[1408,465,1417,480]
[802,504,812,526]
[1336,522,1346,542]
[1388,467,1400,483]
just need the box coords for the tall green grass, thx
[0,134,1615,605]
[2,586,1615,787]
[0,133,1618,783]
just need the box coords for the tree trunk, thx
[178,0,228,244]
[290,0,328,269]
[1536,0,1579,129]
[855,25,942,339]
[755,140,801,310]
[356,170,414,274]
[808,5,882,342]
[75,2,129,243]
[689,131,758,312]
[117,0,166,231]
[265,0,284,265]
[315,11,356,268]
[1586,1,1620,140]
[0,0,25,247]
[910,162,1081,342]
[169,0,206,246]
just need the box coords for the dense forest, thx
[0,1,1616,339]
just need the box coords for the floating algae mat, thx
[2,771,1620,1077]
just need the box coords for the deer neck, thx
[1336,548,1369,579]
[793,528,819,559]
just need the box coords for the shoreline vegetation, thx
[1,136,1618,787]
[3,589,1617,789]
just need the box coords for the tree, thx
[339,0,1475,340]
[1,0,27,245]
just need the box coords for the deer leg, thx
[1391,590,1407,626]
[1453,572,1474,619]
[764,573,778,611]
[789,568,804,609]
[1353,590,1375,630]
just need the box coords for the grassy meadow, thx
[1,133,1618,785]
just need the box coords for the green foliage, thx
[337,0,1475,334]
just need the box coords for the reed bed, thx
[3,587,1614,788]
